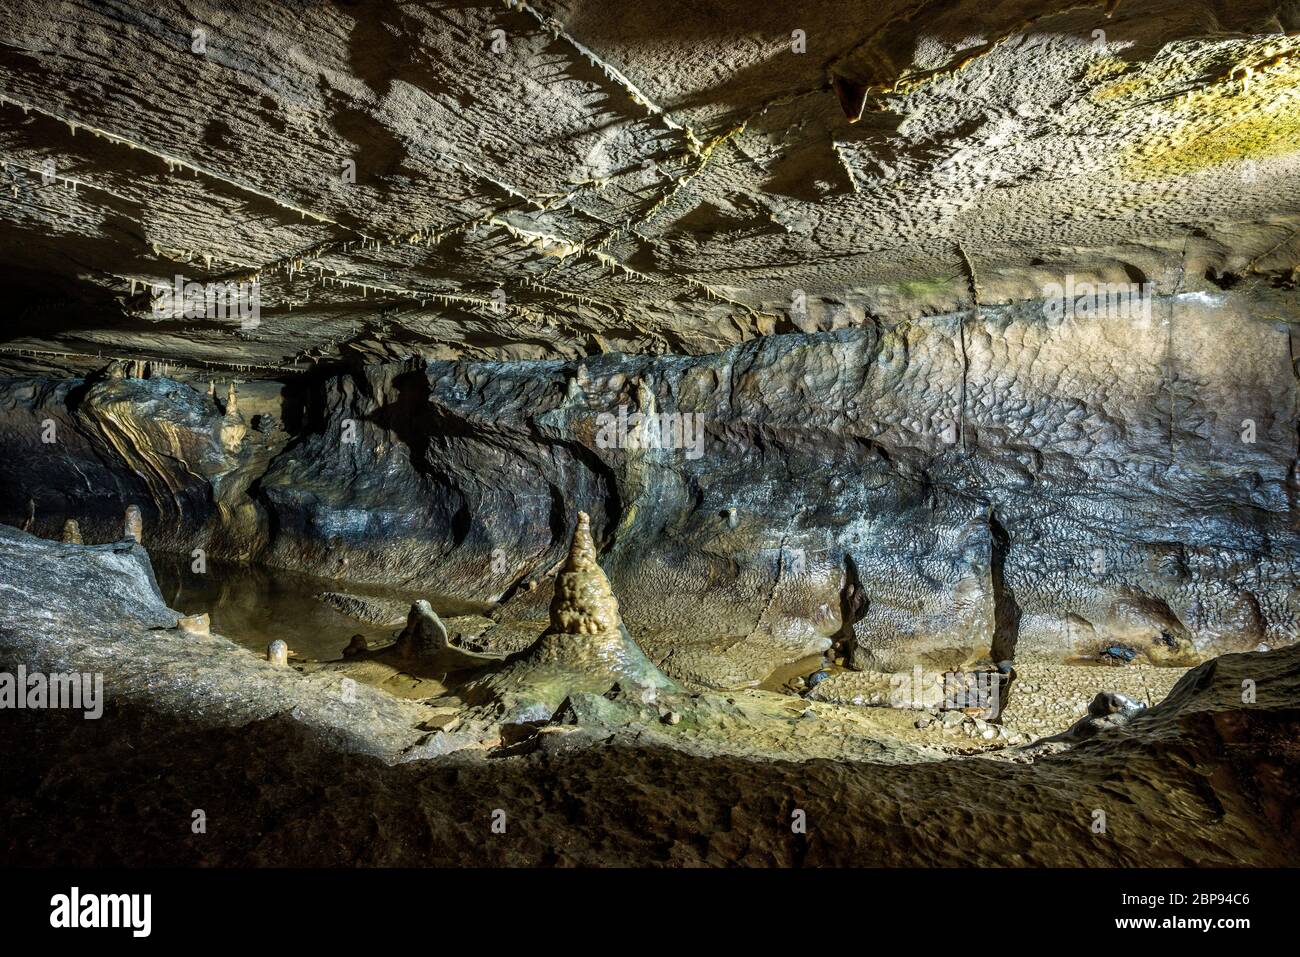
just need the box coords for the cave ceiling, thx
[0,0,1298,377]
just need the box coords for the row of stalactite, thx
[107,359,240,414]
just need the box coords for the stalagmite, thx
[395,600,449,660]
[545,512,621,640]
[468,511,679,717]
[267,640,289,667]
[226,382,238,415]
[178,613,210,637]
[61,518,82,544]
[123,505,143,544]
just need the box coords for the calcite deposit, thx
[461,511,679,723]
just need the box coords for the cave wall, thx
[2,290,1297,687]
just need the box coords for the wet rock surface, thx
[2,290,1296,687]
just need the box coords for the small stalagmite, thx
[123,505,143,543]
[225,382,238,415]
[395,600,449,660]
[267,640,289,667]
[61,519,82,544]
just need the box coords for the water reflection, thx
[151,553,485,661]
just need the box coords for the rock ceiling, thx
[0,0,1297,376]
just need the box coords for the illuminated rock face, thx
[0,290,1297,688]
[0,0,1298,375]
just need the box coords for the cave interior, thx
[0,0,1298,868]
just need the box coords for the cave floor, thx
[3,525,1293,867]
[143,542,1197,755]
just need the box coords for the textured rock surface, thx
[3,520,1299,866]
[3,0,1298,871]
[0,0,1297,375]
[0,524,433,757]
[2,288,1297,685]
[0,0,1297,688]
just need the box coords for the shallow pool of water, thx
[152,554,488,661]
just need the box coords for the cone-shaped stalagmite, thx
[61,519,82,544]
[226,382,238,415]
[546,511,620,638]
[529,512,674,689]
[395,600,449,660]
[123,505,143,543]
[464,511,677,720]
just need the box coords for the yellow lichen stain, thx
[1094,40,1300,179]
[1144,106,1300,175]
[1084,56,1134,90]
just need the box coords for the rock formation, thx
[1,297,1296,688]
[3,521,1299,867]
[178,613,211,638]
[539,512,624,645]
[267,640,289,668]
[394,600,449,661]
[123,505,142,544]
[0,0,1297,873]
[466,512,678,721]
[1056,690,1147,741]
